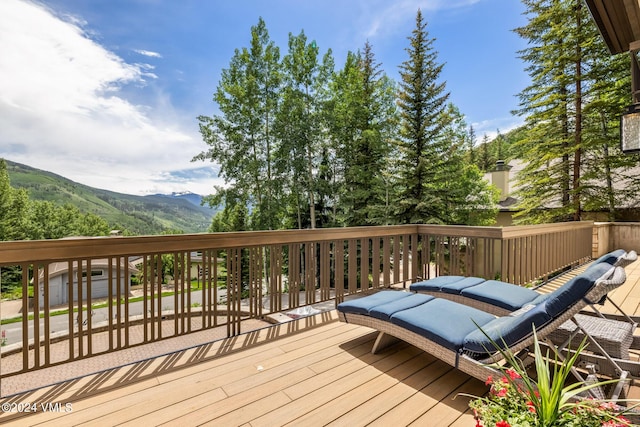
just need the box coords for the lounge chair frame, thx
[410,251,640,379]
[339,266,628,393]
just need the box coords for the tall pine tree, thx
[329,42,397,226]
[580,31,639,220]
[513,0,636,223]
[395,9,451,224]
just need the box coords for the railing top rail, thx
[499,221,594,239]
[0,221,595,265]
[416,221,594,238]
[0,225,418,264]
[416,224,504,238]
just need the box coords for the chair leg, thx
[610,370,631,400]
[372,332,400,354]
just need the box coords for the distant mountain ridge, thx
[5,160,217,235]
[152,192,206,208]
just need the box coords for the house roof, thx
[484,159,640,211]
[39,259,139,281]
[585,0,640,54]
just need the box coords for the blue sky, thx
[0,0,528,195]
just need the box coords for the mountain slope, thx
[5,160,216,234]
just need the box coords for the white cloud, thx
[361,0,481,39]
[0,0,218,195]
[134,49,163,58]
[471,117,524,144]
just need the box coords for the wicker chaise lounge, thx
[409,249,638,361]
[410,249,636,316]
[337,263,627,395]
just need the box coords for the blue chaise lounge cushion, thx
[463,302,551,355]
[390,298,496,351]
[369,294,434,320]
[337,291,412,315]
[585,249,626,272]
[408,250,626,312]
[410,276,486,294]
[532,263,614,318]
[460,280,539,311]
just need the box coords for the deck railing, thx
[0,222,593,381]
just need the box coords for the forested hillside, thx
[5,160,215,235]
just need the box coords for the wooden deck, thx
[0,311,483,426]
[2,258,640,426]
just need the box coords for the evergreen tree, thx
[480,134,491,172]
[394,9,453,224]
[326,51,361,225]
[209,199,249,233]
[494,128,505,160]
[512,0,623,223]
[580,34,639,220]
[466,125,477,166]
[0,159,14,240]
[329,42,397,226]
[314,146,338,228]
[0,159,30,241]
[438,104,499,225]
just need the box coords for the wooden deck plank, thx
[2,377,159,426]
[246,344,424,426]
[0,315,528,427]
[367,368,473,426]
[614,259,640,317]
[101,329,374,425]
[221,327,374,397]
[150,366,317,425]
[287,352,436,425]
[176,341,386,426]
[304,331,380,374]
[284,344,421,402]
[409,377,486,426]
[324,358,451,426]
[121,330,380,425]
[29,378,163,426]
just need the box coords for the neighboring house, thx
[484,160,640,225]
[128,251,223,285]
[484,160,521,226]
[37,258,138,307]
[189,252,225,282]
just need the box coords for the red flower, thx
[505,369,521,380]
[601,421,630,427]
[602,416,631,426]
[598,401,617,411]
[526,401,536,413]
[485,376,493,386]
[496,387,508,398]
[496,421,510,427]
